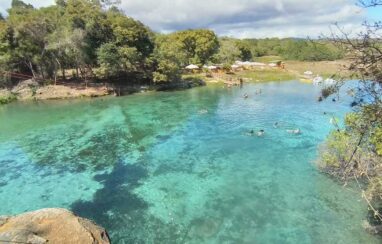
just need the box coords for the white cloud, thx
[0,0,366,38]
[119,0,365,38]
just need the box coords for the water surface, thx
[0,81,379,243]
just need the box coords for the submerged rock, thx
[188,217,222,239]
[363,220,382,235]
[0,208,110,244]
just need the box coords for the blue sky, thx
[367,6,382,21]
[0,0,379,38]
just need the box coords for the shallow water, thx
[0,81,380,243]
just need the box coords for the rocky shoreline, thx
[0,78,205,105]
[0,208,110,244]
[0,79,110,104]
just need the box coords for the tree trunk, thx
[79,67,85,80]
[27,61,37,79]
[39,65,45,80]
[61,68,66,80]
[54,68,57,86]
[55,58,65,81]
[76,67,79,80]
[84,68,88,89]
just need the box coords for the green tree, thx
[236,40,252,61]
[11,0,33,9]
[214,38,241,64]
[6,3,59,78]
[64,0,113,64]
[171,29,219,65]
[96,42,122,78]
[152,34,184,83]
[97,10,155,81]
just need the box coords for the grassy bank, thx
[0,90,17,105]
[286,60,350,78]
[183,68,295,84]
[239,69,296,82]
[184,58,351,84]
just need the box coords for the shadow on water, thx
[71,161,149,239]
[71,160,192,243]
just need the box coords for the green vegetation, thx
[0,92,17,104]
[213,37,252,64]
[183,68,297,84]
[239,69,296,82]
[153,29,219,83]
[318,108,382,226]
[0,0,220,87]
[280,40,343,61]
[213,38,343,66]
[317,0,382,231]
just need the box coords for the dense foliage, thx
[213,37,252,64]
[214,38,344,65]
[153,29,219,82]
[0,0,220,86]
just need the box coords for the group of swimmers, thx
[241,89,302,136]
[243,89,262,99]
[247,122,301,137]
[247,129,265,137]
[246,110,343,137]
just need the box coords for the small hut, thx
[185,64,200,73]
[251,62,266,67]
[186,64,199,69]
[207,65,218,71]
[231,64,240,72]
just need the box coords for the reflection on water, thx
[0,82,380,243]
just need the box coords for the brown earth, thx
[9,79,110,101]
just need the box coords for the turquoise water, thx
[0,81,380,243]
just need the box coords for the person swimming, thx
[287,128,301,134]
[244,93,249,99]
[257,129,265,137]
[273,122,279,128]
[198,109,208,114]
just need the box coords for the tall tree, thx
[214,38,241,64]
[152,34,185,83]
[172,29,219,65]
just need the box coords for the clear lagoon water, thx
[0,81,380,243]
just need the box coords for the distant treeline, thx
[215,37,344,63]
[0,0,343,87]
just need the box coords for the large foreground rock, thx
[0,208,110,244]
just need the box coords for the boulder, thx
[0,208,110,244]
[11,79,40,99]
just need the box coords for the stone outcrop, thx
[0,208,110,244]
[363,220,382,235]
